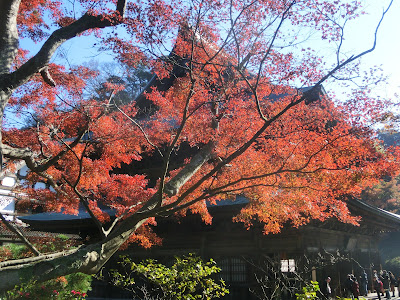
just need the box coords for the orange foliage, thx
[2,0,399,250]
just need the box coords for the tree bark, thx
[0,220,146,291]
[0,0,20,75]
[0,0,20,146]
[0,142,214,291]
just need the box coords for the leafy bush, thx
[295,281,320,300]
[4,273,92,299]
[109,253,229,300]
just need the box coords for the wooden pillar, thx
[312,266,317,282]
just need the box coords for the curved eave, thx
[19,208,116,234]
[347,198,400,231]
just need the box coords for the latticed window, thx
[219,257,247,282]
[280,259,295,273]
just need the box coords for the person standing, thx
[397,275,400,298]
[321,277,332,299]
[359,269,368,296]
[352,275,360,300]
[345,274,355,299]
[382,270,391,299]
[389,271,396,298]
[373,276,382,300]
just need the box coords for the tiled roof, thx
[19,207,116,222]
[347,197,400,224]
[0,222,80,240]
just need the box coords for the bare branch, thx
[113,102,163,158]
[0,247,81,269]
[63,176,106,239]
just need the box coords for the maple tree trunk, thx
[0,0,19,75]
[0,0,20,167]
[0,220,146,291]
[0,142,214,291]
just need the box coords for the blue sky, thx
[19,0,400,106]
[339,0,399,99]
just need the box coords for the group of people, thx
[320,269,400,299]
[372,269,399,300]
[321,270,369,299]
[343,271,369,299]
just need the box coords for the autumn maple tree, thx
[0,0,397,291]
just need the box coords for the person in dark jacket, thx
[359,269,368,296]
[344,274,354,299]
[389,271,396,297]
[351,275,360,299]
[381,270,391,299]
[321,277,332,299]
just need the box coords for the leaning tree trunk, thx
[0,141,214,291]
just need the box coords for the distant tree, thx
[88,62,152,106]
[384,257,400,276]
[360,131,400,214]
[0,0,397,291]
[361,176,400,214]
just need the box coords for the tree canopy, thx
[0,0,397,291]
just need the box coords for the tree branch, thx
[0,213,41,256]
[0,0,127,92]
[0,140,216,291]
[163,141,214,197]
[2,129,87,173]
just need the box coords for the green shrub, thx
[295,281,320,300]
[110,253,229,299]
[3,273,92,299]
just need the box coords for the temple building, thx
[4,27,400,299]
[18,196,400,299]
